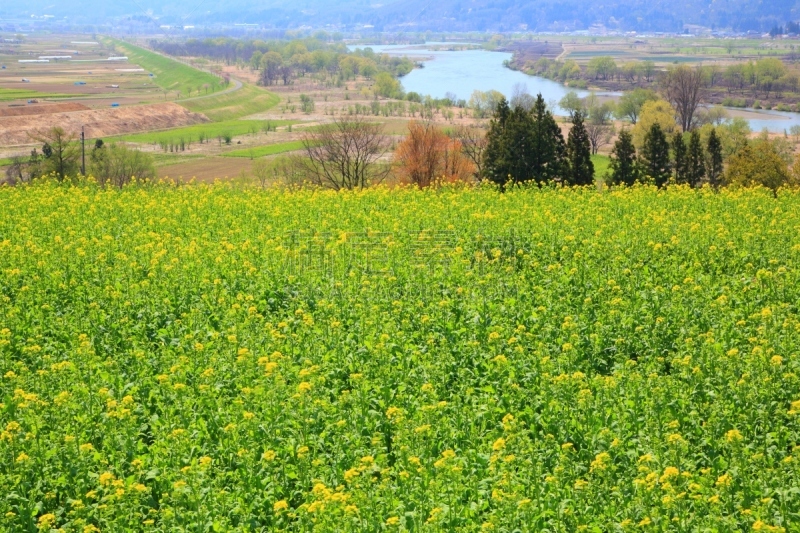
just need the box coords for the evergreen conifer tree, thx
[483,97,513,188]
[687,130,706,187]
[706,128,724,187]
[503,104,536,185]
[672,132,689,185]
[483,94,567,187]
[640,123,671,187]
[529,93,567,184]
[609,130,640,186]
[565,111,594,186]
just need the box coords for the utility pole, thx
[81,126,85,175]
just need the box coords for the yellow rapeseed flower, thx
[590,452,611,472]
[273,500,289,512]
[37,514,56,528]
[725,429,743,443]
[716,473,732,487]
[262,450,277,461]
[660,466,679,483]
[385,406,401,419]
[344,468,360,482]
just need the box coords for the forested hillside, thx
[9,0,800,33]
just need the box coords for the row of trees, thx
[607,124,799,193]
[280,96,593,191]
[526,56,800,100]
[560,66,713,143]
[278,116,487,190]
[607,125,722,188]
[3,128,156,188]
[280,94,593,191]
[482,95,591,188]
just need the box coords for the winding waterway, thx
[355,43,800,132]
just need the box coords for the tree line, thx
[524,55,800,103]
[283,83,799,195]
[149,38,414,95]
[607,124,800,194]
[3,128,156,188]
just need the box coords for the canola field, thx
[1,183,799,532]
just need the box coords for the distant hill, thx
[7,0,800,33]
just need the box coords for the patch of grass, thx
[150,153,208,167]
[105,38,224,98]
[117,120,299,145]
[183,83,281,121]
[592,154,611,180]
[221,141,306,158]
[0,88,74,101]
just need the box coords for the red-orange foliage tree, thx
[393,121,475,187]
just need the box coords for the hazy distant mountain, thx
[6,0,800,33]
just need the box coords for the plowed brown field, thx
[0,102,209,146]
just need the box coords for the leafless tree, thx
[586,123,616,155]
[3,156,28,185]
[298,115,390,190]
[510,82,535,112]
[451,125,487,180]
[252,158,271,189]
[280,65,293,85]
[661,66,704,132]
[584,94,616,155]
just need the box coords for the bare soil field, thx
[158,156,253,182]
[0,102,209,146]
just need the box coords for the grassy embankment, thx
[105,38,224,98]
[106,38,280,123]
[119,120,298,145]
[105,39,285,160]
[182,83,281,122]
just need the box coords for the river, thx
[353,43,800,132]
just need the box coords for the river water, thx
[354,43,800,132]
